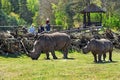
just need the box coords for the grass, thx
[0,49,120,80]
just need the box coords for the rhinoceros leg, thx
[109,51,112,62]
[51,51,58,59]
[98,54,102,63]
[63,49,68,59]
[92,53,97,63]
[45,52,50,60]
[103,53,106,61]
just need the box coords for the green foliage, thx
[9,0,19,13]
[19,10,33,24]
[0,9,26,26]
[65,1,85,28]
[0,10,8,25]
[1,0,120,30]
[7,16,18,26]
[1,0,11,14]
[0,0,37,26]
[32,12,40,25]
[65,2,74,28]
[90,13,101,22]
[19,0,33,24]
[17,18,27,25]
[52,2,68,29]
[103,14,120,29]
[9,12,27,25]
[27,0,39,14]
[0,0,2,8]
[27,0,39,25]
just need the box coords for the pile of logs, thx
[0,32,21,56]
[0,30,35,56]
[0,27,120,56]
[68,28,120,51]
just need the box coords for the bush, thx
[103,15,120,29]
[7,16,18,26]
[0,10,8,25]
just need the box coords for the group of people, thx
[37,19,51,33]
[23,18,51,34]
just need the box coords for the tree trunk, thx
[39,0,59,24]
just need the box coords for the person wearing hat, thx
[45,18,51,32]
[28,24,36,34]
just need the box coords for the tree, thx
[0,0,8,25]
[7,16,18,26]
[19,0,33,24]
[39,0,59,24]
[9,0,19,13]
[1,0,11,14]
[27,0,40,25]
[0,0,1,9]
[51,1,67,29]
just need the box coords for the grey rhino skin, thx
[28,32,71,60]
[82,39,113,63]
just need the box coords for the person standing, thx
[45,18,51,32]
[38,24,44,33]
[28,24,36,34]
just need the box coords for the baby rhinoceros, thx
[82,39,113,63]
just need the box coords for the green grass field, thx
[0,49,120,80]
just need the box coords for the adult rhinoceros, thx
[25,32,71,60]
